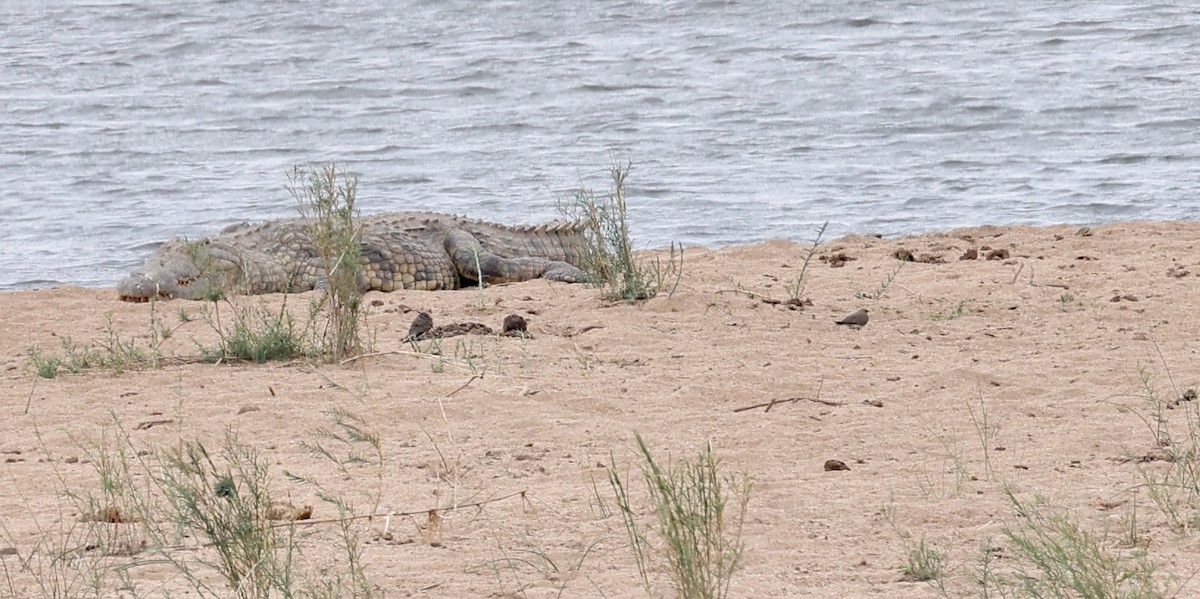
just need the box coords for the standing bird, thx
[835,308,869,329]
[406,312,434,341]
[502,313,528,334]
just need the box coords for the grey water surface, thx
[2,1,1198,290]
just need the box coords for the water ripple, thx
[1,0,1199,290]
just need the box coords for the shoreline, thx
[2,217,1196,297]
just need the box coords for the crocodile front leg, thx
[444,229,588,285]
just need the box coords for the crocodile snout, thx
[117,273,178,302]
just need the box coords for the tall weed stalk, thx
[289,162,364,360]
[560,161,682,301]
[608,433,751,599]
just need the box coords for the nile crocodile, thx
[117,211,588,302]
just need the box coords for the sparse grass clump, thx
[883,505,948,592]
[785,222,828,303]
[27,345,69,379]
[855,259,905,300]
[198,297,306,363]
[608,433,751,599]
[289,161,365,360]
[0,459,139,599]
[28,316,148,378]
[927,301,967,321]
[6,408,383,599]
[1127,356,1200,531]
[156,432,285,598]
[888,488,1174,598]
[560,161,682,302]
[993,489,1170,599]
[902,537,946,583]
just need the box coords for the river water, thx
[3,1,1198,290]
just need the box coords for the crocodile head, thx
[117,238,241,302]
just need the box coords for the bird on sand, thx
[406,312,434,341]
[835,308,869,329]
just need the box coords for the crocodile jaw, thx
[117,254,210,301]
[118,238,220,302]
[117,271,184,302]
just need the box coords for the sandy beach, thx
[3,220,1200,597]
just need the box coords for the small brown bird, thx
[406,312,433,341]
[502,313,528,334]
[835,308,869,329]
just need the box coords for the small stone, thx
[820,252,855,268]
[267,502,314,521]
[823,459,850,472]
